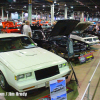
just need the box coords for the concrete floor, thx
[75,45,100,100]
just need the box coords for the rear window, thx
[93,38,98,41]
[86,39,92,42]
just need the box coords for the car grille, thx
[73,46,80,53]
[35,65,59,80]
[80,46,86,51]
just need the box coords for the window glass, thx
[33,31,43,39]
[0,36,36,52]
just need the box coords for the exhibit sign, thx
[49,77,67,100]
[78,53,94,64]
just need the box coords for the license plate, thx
[45,81,49,87]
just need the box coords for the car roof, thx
[0,33,27,38]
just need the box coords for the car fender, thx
[0,63,9,84]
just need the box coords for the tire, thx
[0,72,10,91]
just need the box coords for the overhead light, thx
[64,4,67,6]
[13,0,16,2]
[23,6,26,8]
[54,0,56,3]
[43,5,45,7]
[71,6,73,9]
[43,9,44,10]
[34,8,36,9]
[95,6,97,8]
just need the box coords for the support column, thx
[40,12,43,19]
[71,12,74,19]
[2,7,4,21]
[22,11,24,22]
[28,0,32,24]
[7,13,8,20]
[51,3,54,25]
[64,6,67,19]
[80,12,84,22]
[47,13,50,21]
[87,14,89,21]
[36,11,37,21]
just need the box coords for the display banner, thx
[78,53,94,64]
[49,77,67,100]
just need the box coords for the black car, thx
[32,20,90,58]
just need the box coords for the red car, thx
[1,21,21,34]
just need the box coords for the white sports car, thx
[0,33,71,92]
[70,22,100,45]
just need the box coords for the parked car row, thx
[1,21,21,33]
[70,22,100,45]
[0,19,99,93]
[32,20,92,59]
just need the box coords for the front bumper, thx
[14,70,71,92]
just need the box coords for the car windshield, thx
[0,36,36,52]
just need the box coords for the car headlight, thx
[58,64,62,68]
[15,72,32,80]
[17,74,25,80]
[26,72,32,77]
[58,62,68,68]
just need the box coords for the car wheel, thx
[0,72,10,91]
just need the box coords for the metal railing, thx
[81,60,100,100]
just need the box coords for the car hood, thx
[0,47,64,70]
[72,22,93,33]
[2,21,14,28]
[50,20,79,37]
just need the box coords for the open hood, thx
[72,22,93,33]
[50,20,79,37]
[2,21,14,28]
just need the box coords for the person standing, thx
[20,23,25,34]
[96,23,100,34]
[23,20,32,38]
